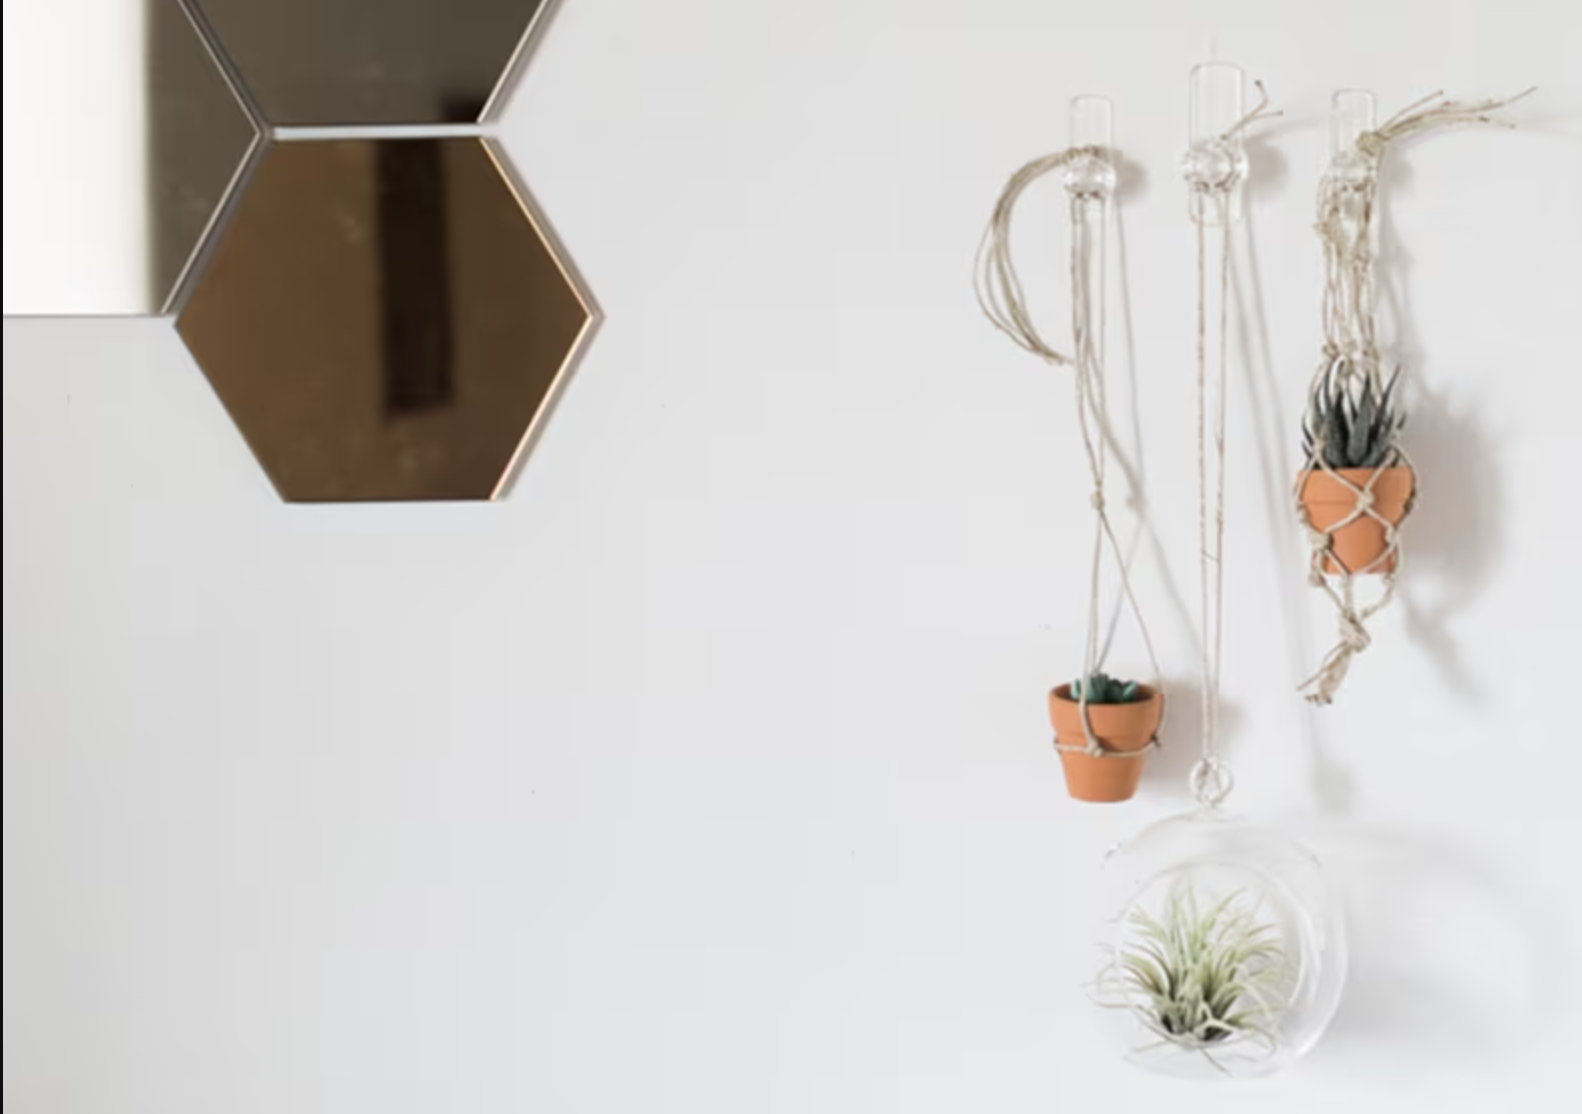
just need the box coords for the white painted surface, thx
[2,0,150,313]
[5,0,1581,1109]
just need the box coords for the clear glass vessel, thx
[1089,808,1348,1079]
[1182,62,1248,225]
[1062,95,1116,199]
[1325,88,1378,191]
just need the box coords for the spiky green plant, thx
[1115,883,1288,1056]
[1301,355,1405,471]
[1070,672,1143,705]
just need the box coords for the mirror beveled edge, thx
[3,0,567,319]
[174,137,597,504]
[7,0,600,504]
[187,0,558,128]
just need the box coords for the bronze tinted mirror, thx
[188,0,553,126]
[2,0,259,316]
[176,139,593,502]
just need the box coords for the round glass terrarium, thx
[1088,809,1347,1079]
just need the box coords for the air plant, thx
[1301,355,1405,471]
[1106,882,1289,1066]
[1069,671,1144,705]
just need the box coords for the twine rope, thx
[1296,87,1532,703]
[1192,201,1234,806]
[1185,82,1280,807]
[974,145,1163,760]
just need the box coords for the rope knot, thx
[1354,487,1376,511]
[1356,131,1387,158]
[1338,611,1372,652]
[1090,490,1106,512]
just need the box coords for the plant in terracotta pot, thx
[1298,356,1414,575]
[1050,671,1164,803]
[1294,87,1533,704]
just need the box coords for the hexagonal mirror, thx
[188,0,553,126]
[176,138,593,502]
[2,0,260,316]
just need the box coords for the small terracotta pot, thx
[1299,466,1415,575]
[1048,684,1164,803]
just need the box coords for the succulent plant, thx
[1115,883,1288,1057]
[1301,355,1404,471]
[1070,671,1144,705]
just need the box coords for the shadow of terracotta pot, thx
[1048,684,1163,803]
[1299,467,1416,575]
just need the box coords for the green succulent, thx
[1117,882,1287,1055]
[1301,355,1405,471]
[1070,671,1144,705]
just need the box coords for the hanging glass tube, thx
[1183,62,1248,225]
[1330,88,1376,158]
[1061,94,1116,201]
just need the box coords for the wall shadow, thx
[1137,674,1244,803]
[1242,129,1291,202]
[1227,135,1356,815]
[1373,147,1505,704]
[1086,173,1201,743]
[1297,820,1569,1083]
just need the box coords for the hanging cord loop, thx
[974,144,1163,760]
[1184,82,1280,808]
[1296,87,1532,704]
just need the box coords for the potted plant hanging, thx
[973,97,1165,803]
[1297,357,1414,575]
[1050,672,1164,803]
[1295,86,1531,703]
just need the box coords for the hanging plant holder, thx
[1297,356,1417,575]
[1299,467,1415,575]
[1082,67,1344,1081]
[1050,677,1164,803]
[1089,809,1348,1079]
[1082,64,1346,1081]
[1297,87,1531,703]
[975,97,1165,803]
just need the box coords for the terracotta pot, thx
[1299,466,1415,575]
[1048,684,1163,803]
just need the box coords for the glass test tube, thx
[1062,95,1117,201]
[1329,89,1376,160]
[1187,62,1246,225]
[1070,94,1113,150]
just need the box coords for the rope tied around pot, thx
[974,143,1164,760]
[1054,734,1161,759]
[1296,87,1531,704]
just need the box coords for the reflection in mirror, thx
[176,138,593,502]
[2,0,259,317]
[188,0,553,126]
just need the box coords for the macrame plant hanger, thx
[1180,64,1280,808]
[1297,87,1534,704]
[974,96,1165,783]
[1080,73,1347,1082]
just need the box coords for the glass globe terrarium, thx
[1088,808,1348,1079]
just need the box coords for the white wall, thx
[5,0,1581,1109]
[3,0,150,313]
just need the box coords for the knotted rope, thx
[974,144,1163,760]
[1296,88,1532,704]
